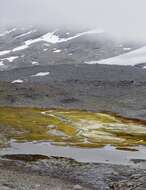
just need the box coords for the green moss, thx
[0,107,146,149]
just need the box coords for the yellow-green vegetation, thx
[0,107,146,149]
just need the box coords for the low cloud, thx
[0,0,146,40]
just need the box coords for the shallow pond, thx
[0,107,146,164]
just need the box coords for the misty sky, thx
[0,0,146,40]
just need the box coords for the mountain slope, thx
[0,27,143,71]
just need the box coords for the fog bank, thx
[0,0,146,40]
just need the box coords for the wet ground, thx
[1,107,146,147]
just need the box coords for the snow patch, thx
[21,29,104,46]
[53,29,104,43]
[123,47,132,51]
[32,61,39,65]
[0,50,11,56]
[85,61,99,65]
[4,56,18,62]
[53,49,62,53]
[15,30,36,39]
[43,48,48,51]
[0,29,104,55]
[12,45,28,52]
[0,28,16,37]
[0,61,4,66]
[11,79,24,84]
[31,72,50,77]
[85,46,146,67]
[44,43,50,47]
[0,46,27,56]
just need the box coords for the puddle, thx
[1,141,146,165]
[0,107,146,164]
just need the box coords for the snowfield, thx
[85,46,146,68]
[0,27,145,71]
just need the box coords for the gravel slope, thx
[0,155,146,190]
[0,64,146,119]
